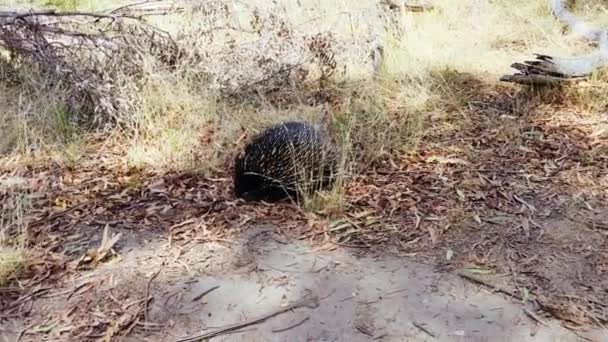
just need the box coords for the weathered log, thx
[500,0,608,86]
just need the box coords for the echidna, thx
[233,121,337,202]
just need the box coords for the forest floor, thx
[1,75,608,341]
[2,0,608,341]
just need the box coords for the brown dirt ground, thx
[3,225,607,342]
[1,76,607,341]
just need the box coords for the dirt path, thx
[3,225,605,342]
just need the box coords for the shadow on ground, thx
[3,225,606,342]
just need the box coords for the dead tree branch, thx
[0,2,184,125]
[500,0,608,86]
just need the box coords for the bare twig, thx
[9,287,52,310]
[457,270,524,301]
[355,324,374,336]
[177,292,320,342]
[107,0,166,15]
[191,285,220,302]
[27,197,98,227]
[523,307,550,327]
[271,316,310,333]
[0,9,141,21]
[145,262,165,322]
[412,321,436,338]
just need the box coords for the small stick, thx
[66,281,94,301]
[28,189,121,227]
[10,287,51,309]
[271,316,310,333]
[330,241,370,249]
[191,285,220,302]
[145,262,165,322]
[412,321,436,338]
[177,293,319,342]
[28,198,94,227]
[16,322,36,342]
[523,307,549,327]
[356,324,374,336]
[457,271,524,301]
[107,0,164,14]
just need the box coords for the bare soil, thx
[2,225,606,342]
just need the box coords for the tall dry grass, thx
[1,0,607,198]
[0,177,31,286]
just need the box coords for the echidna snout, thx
[233,121,337,202]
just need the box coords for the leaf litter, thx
[1,86,608,338]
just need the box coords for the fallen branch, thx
[412,321,436,338]
[0,1,181,21]
[501,0,608,85]
[457,270,524,301]
[0,9,140,22]
[177,292,320,342]
[191,285,220,302]
[0,3,183,125]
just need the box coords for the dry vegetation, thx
[1,0,608,339]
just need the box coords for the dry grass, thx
[0,246,25,287]
[0,178,31,287]
[1,0,606,196]
[0,64,78,155]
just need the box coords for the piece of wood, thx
[457,270,525,301]
[501,0,608,85]
[191,285,220,302]
[499,74,586,86]
[412,321,436,338]
[177,293,320,342]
